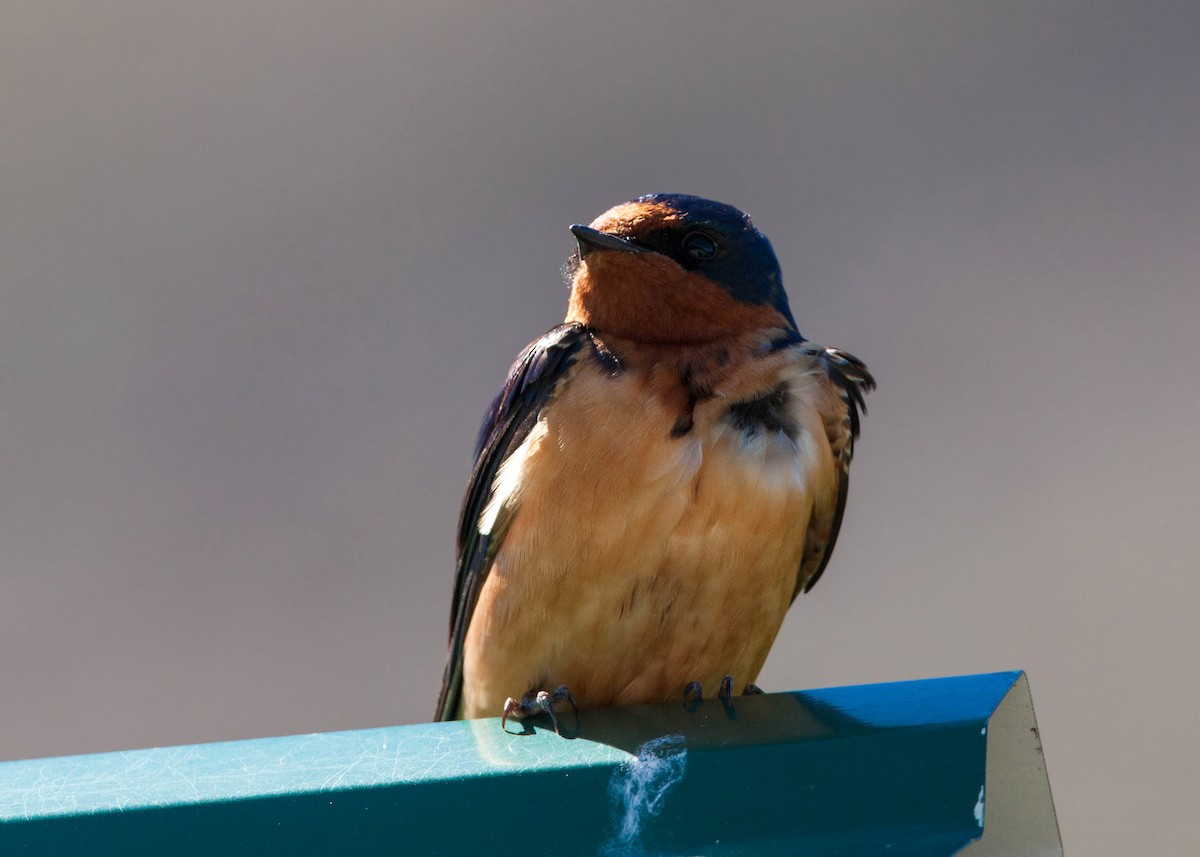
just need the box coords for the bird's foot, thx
[501,685,578,735]
[681,675,763,710]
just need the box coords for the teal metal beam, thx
[0,671,1059,855]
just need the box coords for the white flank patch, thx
[477,420,547,536]
[603,734,688,856]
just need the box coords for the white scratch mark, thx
[974,785,985,828]
[603,734,687,856]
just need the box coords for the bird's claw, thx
[718,674,735,702]
[501,685,578,735]
[682,675,764,711]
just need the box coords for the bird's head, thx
[565,193,798,345]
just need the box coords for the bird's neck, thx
[585,327,800,420]
[565,255,792,346]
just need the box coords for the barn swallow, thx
[435,193,874,732]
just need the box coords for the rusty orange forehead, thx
[588,200,685,235]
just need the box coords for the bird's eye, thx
[683,231,717,261]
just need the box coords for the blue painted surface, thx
[798,670,1021,729]
[0,671,1023,855]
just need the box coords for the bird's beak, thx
[570,224,647,259]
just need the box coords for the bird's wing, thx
[793,346,876,598]
[435,322,594,721]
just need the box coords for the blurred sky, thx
[1,2,1197,852]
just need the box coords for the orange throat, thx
[565,253,792,346]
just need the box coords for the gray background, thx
[2,2,1197,853]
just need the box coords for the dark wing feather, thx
[794,346,876,598]
[435,323,592,721]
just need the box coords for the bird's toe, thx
[500,685,578,735]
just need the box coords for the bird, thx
[435,193,873,732]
